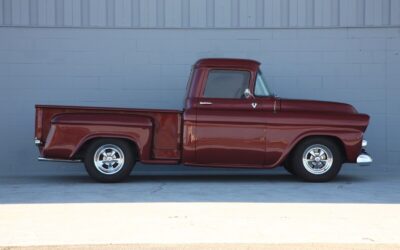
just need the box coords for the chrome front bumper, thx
[357,152,373,166]
[356,139,373,166]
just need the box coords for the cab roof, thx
[194,58,261,71]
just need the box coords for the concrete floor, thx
[0,164,399,248]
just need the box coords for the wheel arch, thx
[285,135,347,164]
[73,135,141,160]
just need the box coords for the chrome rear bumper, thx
[34,138,42,146]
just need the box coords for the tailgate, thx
[34,105,44,142]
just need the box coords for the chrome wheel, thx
[93,144,125,175]
[302,144,333,175]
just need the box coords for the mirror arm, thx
[244,88,255,99]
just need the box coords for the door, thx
[194,69,268,167]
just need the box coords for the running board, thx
[38,157,82,163]
[141,159,180,164]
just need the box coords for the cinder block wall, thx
[0,27,399,175]
[0,0,399,175]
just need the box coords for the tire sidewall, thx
[84,139,135,182]
[283,162,296,176]
[291,138,343,182]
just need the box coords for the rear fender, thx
[43,113,153,160]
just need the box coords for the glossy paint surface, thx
[45,113,152,159]
[35,58,370,168]
[181,58,369,168]
[36,105,181,161]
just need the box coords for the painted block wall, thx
[0,26,399,175]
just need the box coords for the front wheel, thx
[84,139,136,183]
[289,137,343,182]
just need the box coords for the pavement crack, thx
[150,182,167,194]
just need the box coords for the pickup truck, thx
[35,58,372,182]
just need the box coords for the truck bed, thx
[35,105,182,161]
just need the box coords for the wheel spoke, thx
[93,144,126,175]
[107,162,113,169]
[302,144,334,175]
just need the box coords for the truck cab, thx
[182,58,277,167]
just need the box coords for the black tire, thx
[289,137,343,182]
[283,163,296,176]
[84,138,136,183]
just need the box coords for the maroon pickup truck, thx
[35,58,372,182]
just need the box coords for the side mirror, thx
[244,88,254,99]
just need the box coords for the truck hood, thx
[279,98,358,114]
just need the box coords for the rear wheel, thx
[84,139,136,183]
[283,162,296,176]
[289,137,343,182]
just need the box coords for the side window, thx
[203,70,250,99]
[254,72,270,97]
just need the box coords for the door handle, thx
[199,101,213,105]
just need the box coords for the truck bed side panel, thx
[35,105,182,161]
[45,113,152,160]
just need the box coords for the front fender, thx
[42,113,153,160]
[265,127,363,167]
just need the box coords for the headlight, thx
[362,139,367,148]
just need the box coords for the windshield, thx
[254,71,272,97]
